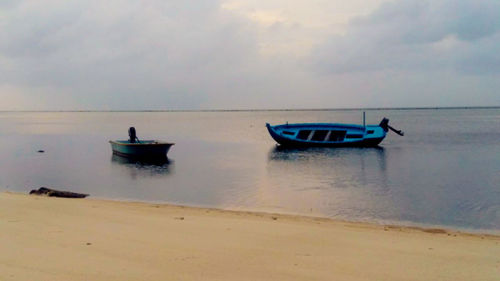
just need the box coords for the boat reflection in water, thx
[268,146,387,186]
[267,146,387,186]
[265,145,391,219]
[268,145,386,170]
[111,154,173,179]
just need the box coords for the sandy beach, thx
[0,192,498,281]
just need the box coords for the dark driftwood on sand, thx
[29,187,89,198]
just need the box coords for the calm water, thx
[0,109,499,231]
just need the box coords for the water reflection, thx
[267,146,387,189]
[269,145,385,159]
[265,145,392,218]
[111,154,173,179]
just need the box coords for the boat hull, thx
[266,123,386,147]
[109,140,174,159]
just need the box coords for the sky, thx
[1,0,499,110]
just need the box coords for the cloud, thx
[311,0,500,74]
[0,0,499,110]
[0,0,265,109]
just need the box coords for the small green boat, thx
[109,127,174,159]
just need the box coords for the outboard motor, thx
[379,118,404,136]
[379,118,389,132]
[128,127,138,143]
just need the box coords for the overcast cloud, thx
[311,0,500,74]
[0,0,499,110]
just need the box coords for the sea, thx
[0,108,499,232]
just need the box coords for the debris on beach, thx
[29,187,89,198]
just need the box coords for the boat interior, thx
[114,140,161,145]
[276,127,378,142]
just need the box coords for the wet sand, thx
[0,192,498,281]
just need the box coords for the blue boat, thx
[266,116,403,147]
[109,127,174,159]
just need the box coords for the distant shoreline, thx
[1,106,500,113]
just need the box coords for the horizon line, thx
[1,106,499,113]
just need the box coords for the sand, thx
[0,192,498,281]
